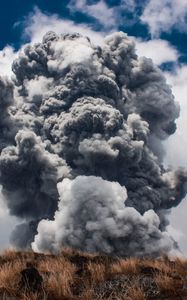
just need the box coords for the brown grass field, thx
[0,248,187,299]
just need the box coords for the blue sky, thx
[0,1,69,49]
[0,0,186,64]
[0,0,187,253]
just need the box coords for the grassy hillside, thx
[0,248,187,299]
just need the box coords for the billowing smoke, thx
[0,31,186,256]
[32,176,173,256]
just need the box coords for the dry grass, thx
[155,274,176,292]
[20,291,44,300]
[38,255,76,299]
[0,260,24,297]
[126,285,147,300]
[0,249,187,299]
[87,262,106,283]
[142,258,171,274]
[46,270,74,297]
[154,272,184,298]
[110,257,140,276]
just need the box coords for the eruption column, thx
[0,31,186,256]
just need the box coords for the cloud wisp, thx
[68,0,118,30]
[141,0,187,37]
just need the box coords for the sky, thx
[0,0,187,254]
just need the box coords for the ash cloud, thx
[0,31,186,256]
[0,76,15,149]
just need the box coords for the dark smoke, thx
[0,76,15,149]
[0,31,186,256]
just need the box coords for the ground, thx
[0,248,187,299]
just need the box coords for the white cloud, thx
[168,200,187,256]
[163,65,187,255]
[24,8,104,46]
[0,46,18,77]
[167,224,185,257]
[68,0,117,29]
[141,0,187,37]
[164,65,187,168]
[134,38,178,65]
[120,0,137,11]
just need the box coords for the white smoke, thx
[32,176,173,256]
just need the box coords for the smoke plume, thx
[0,31,186,256]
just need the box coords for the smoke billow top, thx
[0,31,186,256]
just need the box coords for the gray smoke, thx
[0,31,186,256]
